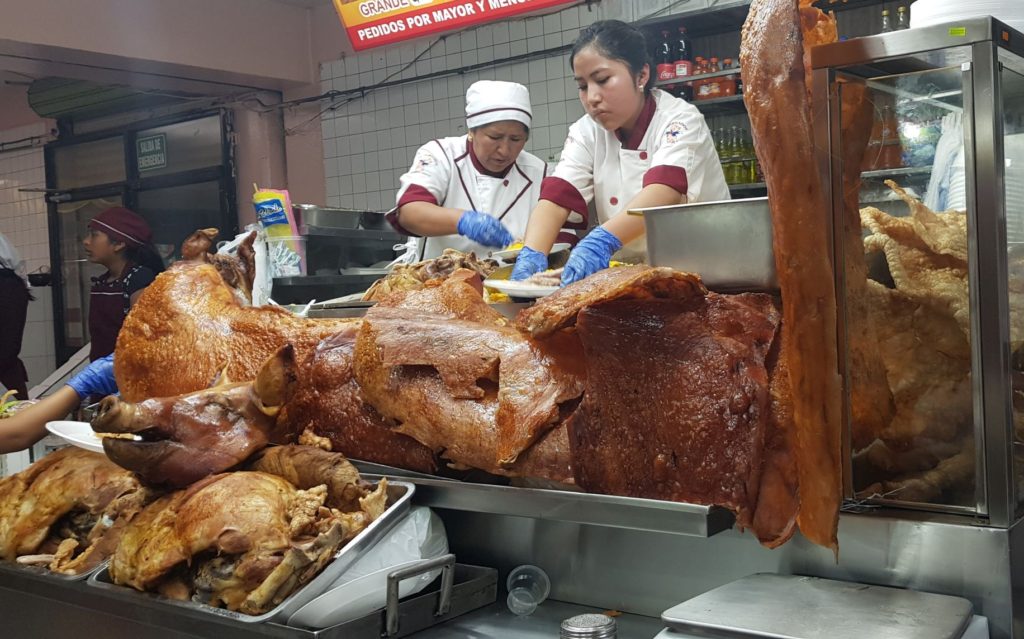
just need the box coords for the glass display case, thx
[812,18,1024,525]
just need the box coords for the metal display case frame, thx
[812,17,1024,527]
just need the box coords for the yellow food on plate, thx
[504,241,525,251]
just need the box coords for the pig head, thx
[92,345,296,488]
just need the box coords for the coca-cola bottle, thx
[657,30,676,82]
[674,26,693,78]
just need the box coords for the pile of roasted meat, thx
[0,2,874,602]
[0,442,390,614]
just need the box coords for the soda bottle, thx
[728,126,743,184]
[674,26,693,78]
[657,30,676,82]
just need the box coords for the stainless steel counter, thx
[411,600,664,639]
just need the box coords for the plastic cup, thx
[506,564,550,616]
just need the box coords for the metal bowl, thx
[631,196,777,292]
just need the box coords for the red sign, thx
[333,0,576,51]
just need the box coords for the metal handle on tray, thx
[384,553,456,637]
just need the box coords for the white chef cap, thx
[465,81,532,130]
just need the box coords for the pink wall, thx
[0,0,314,90]
[0,85,49,132]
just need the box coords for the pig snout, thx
[91,396,136,433]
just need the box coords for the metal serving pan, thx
[294,205,386,231]
[0,558,106,582]
[87,479,415,624]
[632,196,778,292]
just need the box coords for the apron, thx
[88,265,141,361]
[391,137,547,261]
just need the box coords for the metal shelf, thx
[692,94,747,116]
[729,181,767,192]
[300,225,405,243]
[655,66,740,90]
[861,165,933,179]
[377,474,735,538]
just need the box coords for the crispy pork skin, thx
[516,265,707,338]
[568,293,781,531]
[354,306,585,474]
[741,0,842,552]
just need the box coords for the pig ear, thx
[253,344,297,416]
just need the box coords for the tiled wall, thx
[0,122,55,392]
[320,0,708,211]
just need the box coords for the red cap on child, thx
[87,207,152,248]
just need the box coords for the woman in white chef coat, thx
[511,20,730,285]
[388,80,574,260]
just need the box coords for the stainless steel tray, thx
[0,557,106,582]
[294,205,364,230]
[661,573,974,639]
[633,196,778,292]
[358,469,734,538]
[87,479,414,623]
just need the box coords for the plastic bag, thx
[217,224,272,307]
[330,506,448,595]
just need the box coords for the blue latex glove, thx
[67,354,118,399]
[457,210,514,248]
[561,227,623,286]
[510,246,548,281]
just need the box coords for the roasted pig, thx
[93,345,298,488]
[109,445,387,615]
[0,447,150,575]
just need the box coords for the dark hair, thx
[570,20,654,94]
[126,243,166,275]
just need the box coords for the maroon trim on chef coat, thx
[464,140,513,179]
[539,176,588,229]
[643,165,689,194]
[615,94,657,151]
[387,184,441,237]
[496,162,534,222]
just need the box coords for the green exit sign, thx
[136,133,167,172]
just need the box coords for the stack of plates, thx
[910,0,1024,32]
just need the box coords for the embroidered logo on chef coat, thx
[663,121,688,144]
[411,151,436,173]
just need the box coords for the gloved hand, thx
[561,226,622,286]
[457,210,514,248]
[510,246,548,281]
[67,354,118,399]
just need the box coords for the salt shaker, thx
[560,613,618,639]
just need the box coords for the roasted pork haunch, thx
[0,447,151,575]
[109,445,388,615]
[93,345,298,489]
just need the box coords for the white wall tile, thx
[0,123,53,391]
[319,0,669,211]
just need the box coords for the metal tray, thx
[87,479,415,623]
[0,557,106,582]
[661,573,974,639]
[294,205,364,230]
[632,196,778,292]
[358,469,735,538]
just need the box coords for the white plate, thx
[483,278,560,299]
[287,559,425,629]
[491,242,570,261]
[45,420,105,454]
